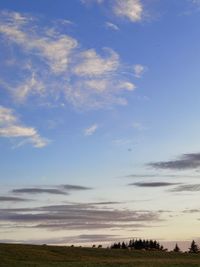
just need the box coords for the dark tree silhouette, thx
[121,242,127,249]
[111,239,163,251]
[173,243,180,252]
[111,242,121,249]
[189,240,199,253]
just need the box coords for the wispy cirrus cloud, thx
[0,11,77,74]
[84,124,98,136]
[113,0,144,22]
[0,105,48,148]
[0,10,139,110]
[133,64,146,78]
[81,0,144,23]
[105,21,120,31]
[73,48,119,77]
[14,71,45,102]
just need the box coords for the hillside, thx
[1,243,200,267]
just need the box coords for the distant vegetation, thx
[111,239,164,250]
[110,239,199,253]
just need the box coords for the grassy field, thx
[1,243,200,267]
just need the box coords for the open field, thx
[1,243,200,267]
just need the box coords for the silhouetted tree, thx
[128,239,133,249]
[189,240,199,253]
[173,243,180,252]
[111,238,163,251]
[111,242,121,249]
[149,240,154,249]
[121,242,127,249]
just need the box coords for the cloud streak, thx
[0,196,29,202]
[11,184,92,195]
[105,22,120,31]
[170,184,200,192]
[0,203,161,231]
[148,153,200,170]
[0,105,48,148]
[12,188,68,195]
[125,173,199,179]
[62,184,92,190]
[129,182,180,187]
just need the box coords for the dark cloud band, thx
[0,196,29,202]
[129,182,179,187]
[11,184,92,196]
[148,153,200,170]
[170,184,200,192]
[12,188,68,195]
[0,203,162,231]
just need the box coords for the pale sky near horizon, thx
[1,0,200,249]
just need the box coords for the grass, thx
[1,243,200,267]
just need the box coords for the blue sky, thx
[1,0,200,249]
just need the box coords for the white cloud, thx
[105,22,120,31]
[0,105,48,148]
[15,72,45,101]
[0,11,138,110]
[118,81,136,91]
[64,78,129,109]
[29,134,49,148]
[73,48,119,77]
[81,0,144,23]
[84,124,98,136]
[133,64,145,78]
[113,0,143,22]
[0,125,36,137]
[84,79,108,92]
[0,11,77,74]
[0,105,16,124]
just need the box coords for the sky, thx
[1,0,200,250]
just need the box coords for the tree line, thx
[111,239,163,250]
[110,239,200,253]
